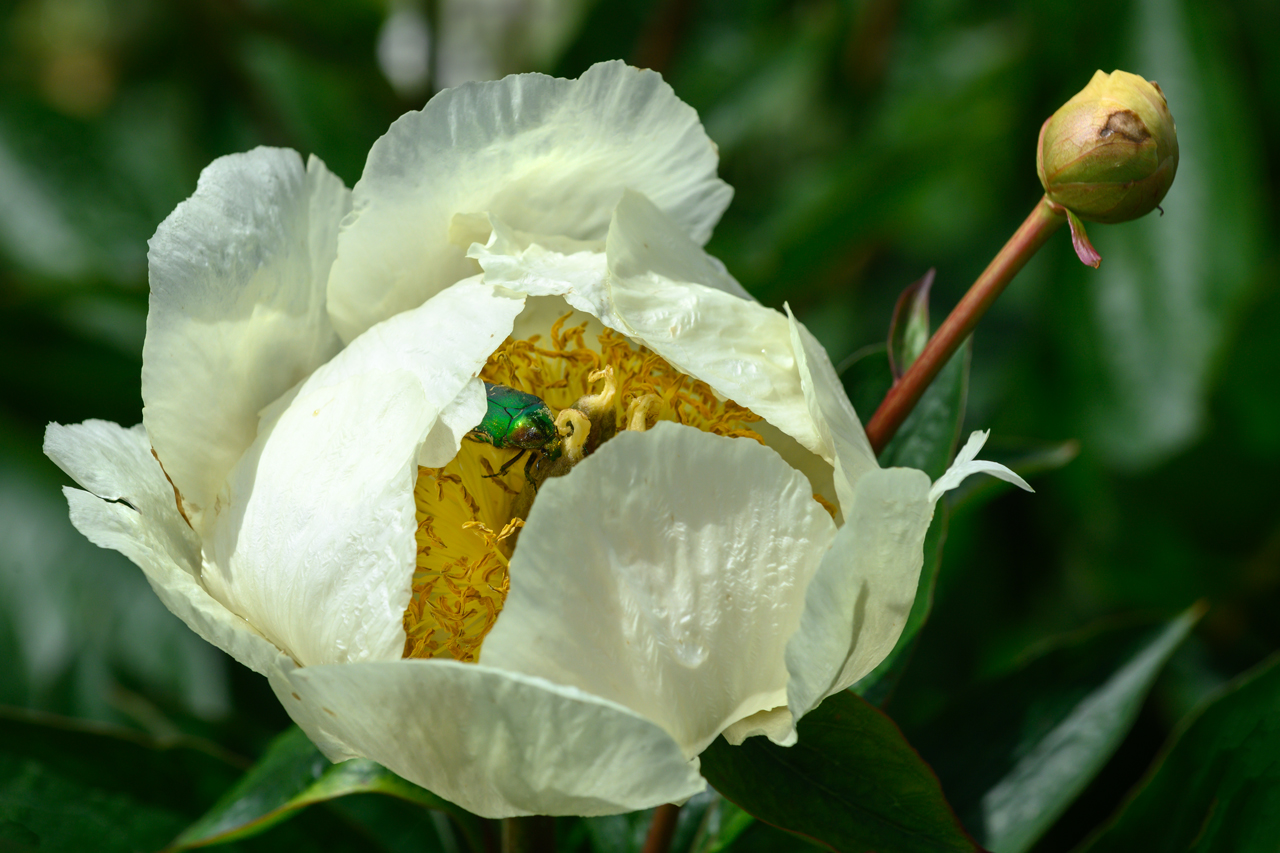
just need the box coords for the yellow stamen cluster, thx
[402,316,765,661]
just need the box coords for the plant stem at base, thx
[501,815,555,853]
[642,804,682,853]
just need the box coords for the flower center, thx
[401,316,764,661]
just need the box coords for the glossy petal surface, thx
[203,370,429,667]
[483,423,836,756]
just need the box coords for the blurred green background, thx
[1,0,1276,850]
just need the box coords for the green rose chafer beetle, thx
[467,382,564,485]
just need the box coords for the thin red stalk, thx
[641,804,681,853]
[864,196,1065,454]
[501,815,555,853]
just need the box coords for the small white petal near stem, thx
[928,429,1035,503]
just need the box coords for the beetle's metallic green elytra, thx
[466,382,563,483]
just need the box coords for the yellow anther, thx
[625,393,662,432]
[556,408,592,465]
[576,366,617,419]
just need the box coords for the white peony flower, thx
[43,61,1029,818]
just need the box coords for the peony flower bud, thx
[1036,70,1179,224]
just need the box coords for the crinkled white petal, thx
[273,659,706,818]
[928,429,1034,503]
[786,307,879,515]
[143,149,349,533]
[785,467,934,724]
[328,60,732,341]
[43,421,287,677]
[482,422,836,757]
[470,216,616,321]
[202,280,525,668]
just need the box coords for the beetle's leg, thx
[523,451,542,491]
[485,449,526,479]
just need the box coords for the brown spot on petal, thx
[1099,110,1149,143]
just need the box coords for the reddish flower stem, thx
[864,196,1066,455]
[642,804,682,853]
[501,815,555,853]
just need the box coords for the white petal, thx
[143,149,349,533]
[273,659,706,818]
[787,308,879,515]
[928,429,1034,503]
[601,192,828,456]
[203,370,429,667]
[606,189,752,299]
[722,706,797,747]
[418,382,487,469]
[482,422,836,757]
[510,294,607,344]
[471,219,616,321]
[785,467,933,722]
[328,60,732,341]
[286,278,524,468]
[43,421,287,676]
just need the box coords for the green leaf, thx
[1079,654,1280,853]
[0,707,242,853]
[903,607,1202,852]
[171,727,484,852]
[688,795,755,853]
[888,269,935,378]
[0,710,410,853]
[700,691,982,853]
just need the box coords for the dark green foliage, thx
[700,691,982,853]
[1080,655,1280,853]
